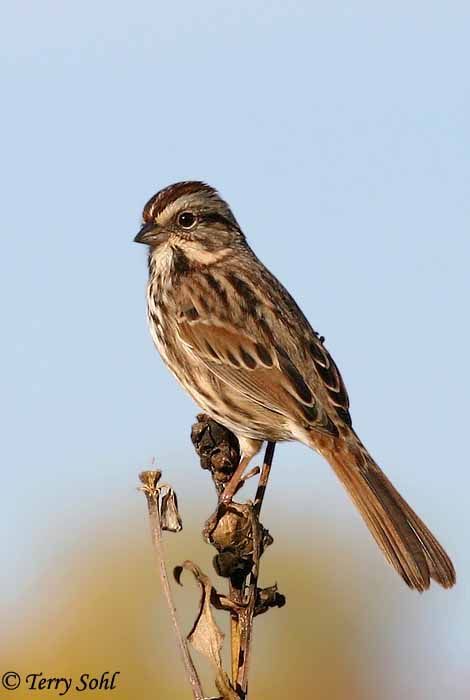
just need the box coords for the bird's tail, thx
[316,435,455,590]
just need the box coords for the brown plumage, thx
[134,181,455,591]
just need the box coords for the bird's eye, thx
[177,211,196,229]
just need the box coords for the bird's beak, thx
[134,221,158,244]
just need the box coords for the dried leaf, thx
[174,561,225,670]
[160,487,183,532]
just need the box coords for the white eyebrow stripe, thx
[155,196,194,224]
[155,192,218,225]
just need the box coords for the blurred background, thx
[1,2,469,698]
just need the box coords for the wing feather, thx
[173,267,351,437]
[177,317,338,436]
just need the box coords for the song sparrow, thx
[135,181,455,591]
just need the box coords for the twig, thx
[235,442,276,695]
[254,441,276,516]
[228,577,244,685]
[139,470,204,700]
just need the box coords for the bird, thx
[134,180,455,591]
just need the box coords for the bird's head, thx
[134,182,245,259]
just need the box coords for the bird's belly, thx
[146,298,292,443]
[168,349,292,443]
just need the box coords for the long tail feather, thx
[316,436,455,590]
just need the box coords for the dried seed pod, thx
[254,584,286,616]
[191,414,241,493]
[204,503,273,579]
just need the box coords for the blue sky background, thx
[1,2,469,697]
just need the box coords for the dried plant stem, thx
[140,472,204,700]
[254,441,276,516]
[233,441,276,696]
[229,579,244,683]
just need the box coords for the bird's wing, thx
[174,270,351,436]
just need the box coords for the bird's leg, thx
[219,454,252,504]
[219,437,263,504]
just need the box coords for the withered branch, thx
[139,471,204,700]
[139,415,285,700]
